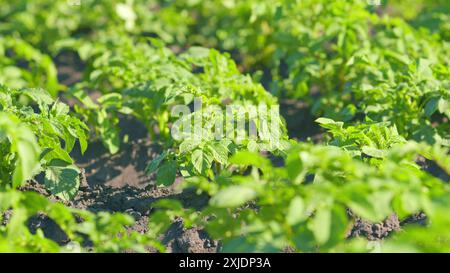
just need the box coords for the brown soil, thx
[279,99,324,142]
[55,50,84,87]
[347,212,428,241]
[348,214,401,241]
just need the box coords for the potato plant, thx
[67,36,289,182]
[0,87,165,251]
[0,37,60,96]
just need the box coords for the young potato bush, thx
[69,36,289,183]
[0,38,60,96]
[0,86,88,198]
[0,86,166,252]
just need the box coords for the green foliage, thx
[125,0,449,143]
[171,141,449,252]
[0,86,165,252]
[382,206,450,253]
[0,86,88,197]
[0,112,40,187]
[67,36,289,182]
[44,164,80,201]
[316,118,406,165]
[0,37,60,96]
[0,0,190,53]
